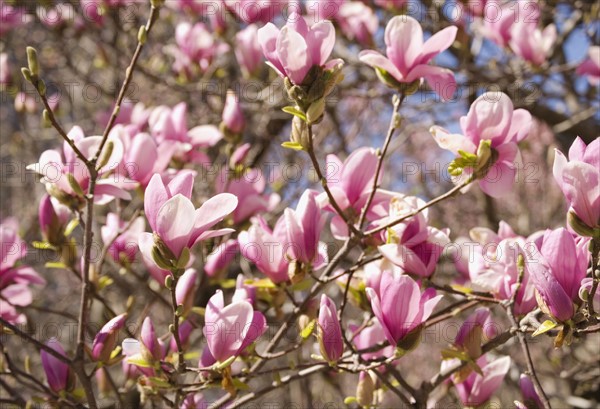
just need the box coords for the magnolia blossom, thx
[175,268,198,315]
[377,195,450,278]
[553,136,599,231]
[284,189,325,265]
[373,0,406,9]
[359,16,457,100]
[202,290,267,363]
[453,355,511,406]
[580,278,600,314]
[235,24,263,77]
[430,92,532,197]
[307,1,378,46]
[350,321,395,362]
[41,339,73,393]
[0,219,46,324]
[101,213,145,264]
[114,127,175,187]
[222,91,245,134]
[528,228,589,322]
[149,103,222,166]
[366,272,443,347]
[27,126,131,206]
[38,194,70,245]
[320,147,394,239]
[468,222,538,315]
[0,1,31,36]
[576,46,600,85]
[92,313,128,362]
[223,0,289,24]
[204,239,239,278]
[238,215,289,283]
[517,374,543,409]
[258,13,342,85]
[317,295,344,363]
[168,22,229,77]
[509,22,556,66]
[477,1,539,47]
[139,173,237,265]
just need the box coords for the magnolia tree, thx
[0,0,599,408]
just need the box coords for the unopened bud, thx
[138,26,147,44]
[37,79,46,96]
[164,275,173,289]
[96,141,114,171]
[356,372,375,408]
[42,109,51,127]
[26,47,40,77]
[568,211,596,238]
[306,98,325,124]
[21,67,32,82]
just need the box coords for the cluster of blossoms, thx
[2,1,599,408]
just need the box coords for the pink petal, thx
[277,26,311,85]
[359,50,403,82]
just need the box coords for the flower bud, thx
[41,339,74,393]
[222,90,245,134]
[140,317,161,362]
[356,371,375,408]
[138,25,147,44]
[96,141,114,171]
[91,313,128,362]
[175,269,197,316]
[306,98,325,124]
[26,46,39,77]
[67,173,84,196]
[568,211,597,238]
[317,295,343,364]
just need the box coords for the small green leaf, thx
[32,241,56,251]
[149,377,172,389]
[109,346,122,360]
[45,262,67,269]
[288,278,312,292]
[216,355,236,370]
[532,320,558,337]
[281,141,304,151]
[301,320,316,339]
[441,348,469,361]
[282,106,307,121]
[97,276,113,291]
[191,306,205,316]
[219,278,237,289]
[64,219,79,236]
[344,396,357,405]
[245,278,275,288]
[126,353,153,368]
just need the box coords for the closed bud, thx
[356,372,375,408]
[164,274,173,289]
[306,98,325,124]
[96,141,113,171]
[138,25,147,44]
[42,109,51,127]
[150,0,164,8]
[21,67,32,82]
[26,47,39,77]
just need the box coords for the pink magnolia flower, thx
[204,239,239,278]
[170,319,195,353]
[528,228,589,322]
[0,0,31,36]
[232,274,256,305]
[215,162,280,225]
[284,189,325,265]
[175,268,198,315]
[430,91,532,197]
[317,294,343,363]
[553,136,600,231]
[350,321,395,361]
[139,173,238,264]
[14,92,36,113]
[92,313,128,362]
[96,100,151,135]
[454,355,511,406]
[518,374,543,409]
[238,215,289,283]
[0,219,46,324]
[114,128,175,187]
[453,308,496,358]
[27,126,131,206]
[359,16,457,100]
[377,195,450,278]
[181,392,207,409]
[576,46,600,85]
[140,317,162,361]
[235,24,263,78]
[258,12,342,85]
[169,22,229,78]
[366,272,443,347]
[373,0,406,10]
[336,2,378,46]
[101,213,145,264]
[469,227,538,315]
[41,339,73,393]
[37,3,75,28]
[477,1,539,47]
[222,91,245,134]
[202,290,267,363]
[509,22,556,66]
[149,103,222,166]
[321,147,394,239]
[38,194,70,245]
